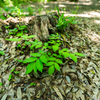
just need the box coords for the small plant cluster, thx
[53,6,79,47]
[55,6,78,33]
[27,7,35,16]
[6,33,85,76]
[0,82,4,93]
[8,68,20,81]
[1,5,35,19]
[5,25,27,36]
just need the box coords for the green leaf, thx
[21,35,28,39]
[25,41,31,45]
[6,38,21,41]
[46,62,54,66]
[18,25,27,30]
[57,40,60,42]
[30,82,36,86]
[44,43,48,47]
[23,57,37,63]
[40,55,48,64]
[74,52,85,57]
[35,42,42,49]
[39,49,44,54]
[48,65,55,75]
[62,52,70,58]
[32,62,37,73]
[21,35,35,40]
[70,53,77,62]
[30,53,41,57]
[36,59,43,72]
[56,6,60,16]
[59,50,63,55]
[62,48,70,52]
[18,60,23,62]
[9,28,17,32]
[0,50,5,55]
[8,74,13,81]
[28,35,36,38]
[25,62,35,74]
[56,59,63,64]
[47,52,51,55]
[48,46,52,49]
[14,71,20,74]
[0,82,3,86]
[9,32,13,35]
[17,44,21,48]
[52,53,57,57]
[48,57,56,61]
[52,45,59,52]
[57,55,62,58]
[16,31,23,36]
[11,68,15,73]
[48,40,56,44]
[30,44,36,49]
[54,63,60,71]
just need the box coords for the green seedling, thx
[12,6,21,16]
[14,71,20,74]
[8,74,13,81]
[30,82,36,86]
[9,28,18,35]
[21,51,24,54]
[17,25,27,30]
[16,31,23,37]
[11,68,15,73]
[91,71,95,74]
[0,83,3,86]
[5,26,9,29]
[17,44,21,48]
[0,50,5,55]
[22,46,26,49]
[38,8,43,15]
[24,30,28,33]
[72,6,79,14]
[27,7,34,16]
[15,58,18,61]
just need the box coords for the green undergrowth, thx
[5,25,85,76]
[1,7,85,79]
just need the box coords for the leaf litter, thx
[0,4,100,100]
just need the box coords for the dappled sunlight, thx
[59,4,66,7]
[58,1,92,5]
[44,5,49,8]
[30,5,36,7]
[88,11,100,17]
[94,20,100,24]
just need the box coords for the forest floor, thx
[0,0,100,100]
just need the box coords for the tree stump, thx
[0,13,59,41]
